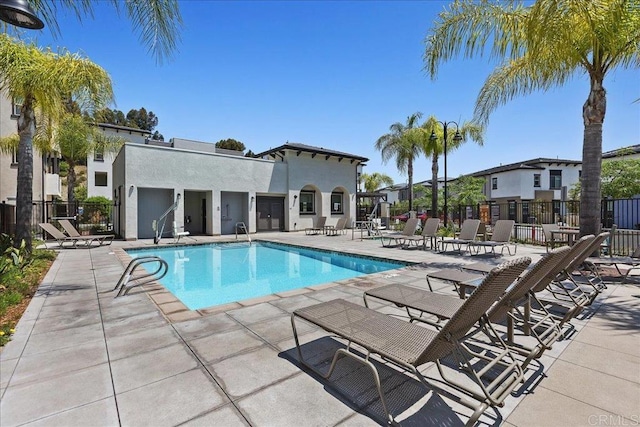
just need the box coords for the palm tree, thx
[421,116,484,218]
[0,34,113,250]
[52,113,125,203]
[13,0,182,64]
[375,112,425,211]
[424,0,640,237]
[360,172,394,193]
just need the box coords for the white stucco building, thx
[87,123,151,199]
[470,158,582,203]
[112,141,367,240]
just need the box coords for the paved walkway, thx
[1,232,638,426]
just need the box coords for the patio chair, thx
[599,224,617,257]
[172,221,190,243]
[401,217,440,250]
[585,245,640,284]
[550,232,609,303]
[541,224,568,252]
[291,257,530,426]
[364,248,571,369]
[380,218,419,248]
[468,220,517,257]
[326,217,347,236]
[440,219,481,254]
[534,234,599,325]
[58,219,114,246]
[304,216,327,235]
[38,222,95,248]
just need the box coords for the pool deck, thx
[1,232,638,426]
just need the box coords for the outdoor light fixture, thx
[430,122,462,227]
[0,0,44,30]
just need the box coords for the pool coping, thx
[113,239,418,323]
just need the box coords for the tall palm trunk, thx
[407,158,414,212]
[580,77,606,237]
[67,162,76,204]
[15,97,36,251]
[431,153,439,217]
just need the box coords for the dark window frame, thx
[95,171,108,187]
[330,191,344,214]
[549,170,562,189]
[299,190,316,215]
[491,177,498,190]
[533,173,541,188]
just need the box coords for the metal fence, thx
[454,199,640,230]
[387,198,640,256]
[0,201,118,240]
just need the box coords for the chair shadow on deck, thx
[279,337,505,426]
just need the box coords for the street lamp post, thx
[0,0,44,29]
[430,121,462,227]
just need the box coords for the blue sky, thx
[28,1,640,184]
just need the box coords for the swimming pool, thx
[127,241,407,310]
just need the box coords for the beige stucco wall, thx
[113,143,359,239]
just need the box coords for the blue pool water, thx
[127,241,406,310]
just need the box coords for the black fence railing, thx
[386,198,640,255]
[453,199,640,230]
[0,201,119,240]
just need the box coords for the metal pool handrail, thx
[113,256,168,297]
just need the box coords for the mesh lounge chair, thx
[401,217,440,250]
[535,234,600,325]
[541,224,569,252]
[440,219,481,254]
[291,258,530,426]
[585,245,640,284]
[380,218,419,248]
[364,248,571,369]
[469,220,517,257]
[548,232,609,305]
[38,222,96,248]
[304,216,326,235]
[58,219,114,246]
[326,217,347,236]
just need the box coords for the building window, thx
[94,147,104,162]
[533,174,541,188]
[299,190,315,214]
[11,98,22,117]
[11,148,18,165]
[549,170,562,189]
[491,177,498,190]
[95,172,108,187]
[331,192,343,214]
[508,200,516,220]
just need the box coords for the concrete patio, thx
[1,232,638,426]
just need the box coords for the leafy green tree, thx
[421,116,484,217]
[360,172,394,192]
[570,158,640,199]
[0,35,113,251]
[424,0,640,237]
[245,150,256,158]
[125,107,158,131]
[375,112,425,211]
[448,175,486,207]
[53,114,124,203]
[216,138,246,152]
[74,185,88,202]
[151,131,164,141]
[95,108,126,125]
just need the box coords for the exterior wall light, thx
[0,0,45,29]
